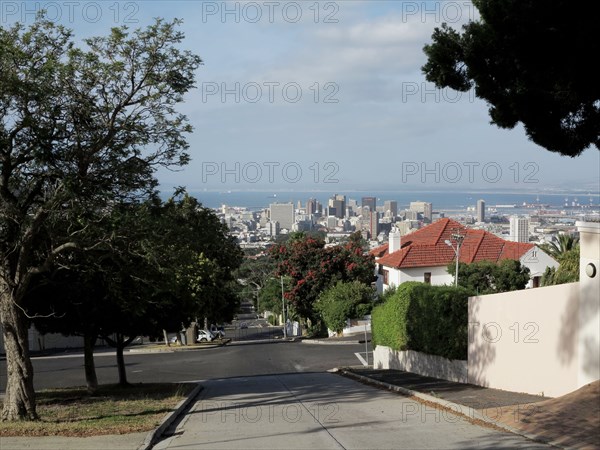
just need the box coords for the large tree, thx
[0,19,201,420]
[269,232,376,321]
[422,0,600,156]
[27,194,242,390]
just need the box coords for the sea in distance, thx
[182,189,600,215]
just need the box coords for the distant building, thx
[267,221,280,236]
[384,200,398,218]
[410,201,433,222]
[269,202,294,230]
[306,198,318,214]
[326,216,338,229]
[362,196,376,212]
[328,194,346,219]
[510,216,530,243]
[476,199,486,223]
[369,211,379,239]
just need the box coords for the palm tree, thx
[541,234,580,259]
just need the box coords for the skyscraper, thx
[362,196,376,212]
[306,198,317,214]
[269,202,295,230]
[384,200,398,218]
[410,201,433,222]
[476,199,486,223]
[369,211,379,239]
[510,216,530,242]
[328,194,346,219]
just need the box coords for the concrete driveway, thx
[154,372,551,449]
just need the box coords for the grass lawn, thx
[0,383,195,437]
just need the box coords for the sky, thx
[3,0,599,195]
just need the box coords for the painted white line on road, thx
[354,352,368,366]
[32,352,117,360]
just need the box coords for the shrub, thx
[315,281,376,334]
[372,282,472,360]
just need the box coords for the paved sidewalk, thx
[343,368,600,450]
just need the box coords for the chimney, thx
[389,228,401,253]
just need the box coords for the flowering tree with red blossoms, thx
[269,232,375,321]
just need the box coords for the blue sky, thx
[4,1,599,195]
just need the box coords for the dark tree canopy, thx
[422,0,600,156]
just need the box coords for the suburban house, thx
[371,218,558,293]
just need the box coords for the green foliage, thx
[27,193,243,340]
[541,246,580,286]
[372,283,472,360]
[539,235,579,259]
[269,231,376,320]
[447,259,530,295]
[257,277,290,315]
[0,16,201,418]
[422,0,600,156]
[315,281,376,334]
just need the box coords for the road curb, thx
[339,369,565,450]
[301,339,360,346]
[129,341,230,353]
[138,383,203,450]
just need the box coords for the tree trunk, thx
[83,333,98,394]
[115,334,128,386]
[0,289,38,421]
[163,329,170,347]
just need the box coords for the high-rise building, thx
[347,198,359,210]
[369,211,379,239]
[269,202,294,230]
[476,199,486,223]
[328,194,346,219]
[384,200,398,218]
[510,216,530,243]
[267,221,280,236]
[410,201,433,222]
[306,198,317,214]
[362,196,376,212]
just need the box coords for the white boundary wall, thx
[374,346,467,383]
[468,282,580,397]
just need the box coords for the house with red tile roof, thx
[370,218,558,292]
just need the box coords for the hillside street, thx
[1,334,553,449]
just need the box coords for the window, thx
[424,272,432,284]
[532,276,541,288]
[382,269,389,285]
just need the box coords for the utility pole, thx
[281,276,287,338]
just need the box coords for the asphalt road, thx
[0,332,366,392]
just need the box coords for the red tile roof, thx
[375,218,534,269]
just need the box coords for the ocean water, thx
[182,189,599,213]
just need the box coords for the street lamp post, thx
[281,276,287,338]
[445,232,465,287]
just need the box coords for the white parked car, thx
[197,330,215,342]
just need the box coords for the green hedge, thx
[372,282,472,360]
